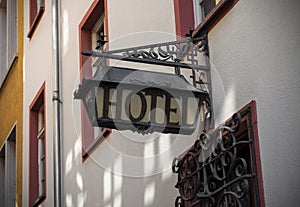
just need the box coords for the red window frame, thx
[79,0,111,160]
[27,0,45,38]
[173,0,195,37]
[173,0,239,37]
[225,100,265,206]
[29,82,46,206]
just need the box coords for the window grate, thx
[173,109,262,207]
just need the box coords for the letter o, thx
[125,91,147,122]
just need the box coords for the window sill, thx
[0,54,18,91]
[193,0,236,37]
[27,6,45,39]
[32,194,46,207]
[82,128,112,160]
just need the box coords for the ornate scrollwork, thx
[120,38,206,64]
[173,113,256,207]
[129,79,171,88]
[125,46,174,61]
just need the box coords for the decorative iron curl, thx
[125,47,174,61]
[173,112,255,207]
[121,38,207,64]
[175,196,184,207]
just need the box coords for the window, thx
[174,0,238,37]
[29,83,46,206]
[0,0,18,86]
[193,0,222,26]
[173,101,265,207]
[27,0,45,38]
[79,0,111,160]
[37,106,45,199]
[0,126,16,207]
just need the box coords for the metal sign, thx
[74,35,210,134]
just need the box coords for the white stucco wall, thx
[61,1,186,207]
[22,1,55,206]
[208,0,300,206]
[22,0,300,206]
[107,0,176,42]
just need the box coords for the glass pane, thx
[95,87,104,118]
[169,96,182,125]
[0,5,7,79]
[202,0,216,17]
[85,88,96,124]
[193,0,203,26]
[7,0,17,63]
[186,97,199,125]
[108,88,117,119]
[38,137,45,196]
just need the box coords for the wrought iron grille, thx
[172,110,262,207]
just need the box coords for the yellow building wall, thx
[0,1,23,206]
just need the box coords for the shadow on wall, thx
[63,129,191,207]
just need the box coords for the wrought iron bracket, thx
[81,35,209,86]
[82,36,207,63]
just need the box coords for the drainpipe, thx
[52,0,62,206]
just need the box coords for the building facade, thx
[0,0,24,206]
[22,0,300,207]
[195,0,300,206]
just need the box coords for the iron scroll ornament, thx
[172,113,256,207]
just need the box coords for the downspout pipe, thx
[52,0,62,206]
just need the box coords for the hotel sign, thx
[74,66,208,134]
